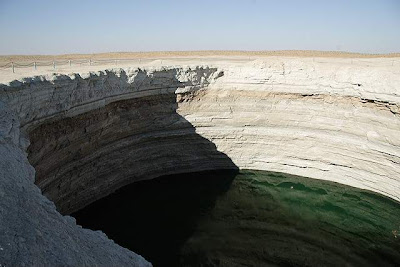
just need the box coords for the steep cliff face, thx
[179,90,400,201]
[178,59,400,202]
[28,93,237,214]
[0,58,399,265]
[0,66,227,266]
[0,101,151,267]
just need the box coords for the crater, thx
[1,61,400,266]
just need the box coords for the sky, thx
[0,0,399,55]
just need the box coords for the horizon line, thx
[1,50,400,59]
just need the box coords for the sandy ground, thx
[1,51,399,84]
[1,50,400,62]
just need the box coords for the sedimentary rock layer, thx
[187,59,399,201]
[0,66,226,266]
[28,93,236,214]
[0,57,399,265]
[0,101,151,266]
[179,89,400,201]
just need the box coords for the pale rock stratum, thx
[0,56,399,266]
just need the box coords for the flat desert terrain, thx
[1,51,399,84]
[1,50,400,62]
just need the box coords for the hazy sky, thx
[0,0,399,55]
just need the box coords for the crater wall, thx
[0,58,399,265]
[180,59,400,201]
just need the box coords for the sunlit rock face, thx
[0,57,399,265]
[178,88,400,201]
[175,59,400,202]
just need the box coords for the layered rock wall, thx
[0,58,399,265]
[28,93,236,214]
[0,101,151,266]
[179,59,400,200]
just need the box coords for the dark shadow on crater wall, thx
[27,67,237,213]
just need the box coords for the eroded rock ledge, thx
[0,58,399,266]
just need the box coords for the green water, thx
[72,170,400,266]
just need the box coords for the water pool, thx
[72,170,400,266]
